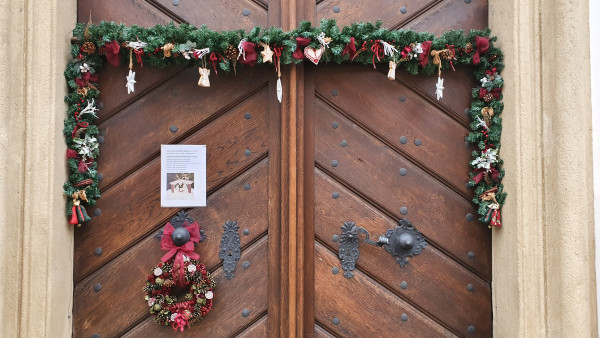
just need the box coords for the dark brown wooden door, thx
[73,1,490,337]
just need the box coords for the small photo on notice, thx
[166,173,195,200]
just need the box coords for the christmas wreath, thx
[143,215,215,331]
[64,19,506,228]
[143,258,215,331]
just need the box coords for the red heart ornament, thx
[304,46,324,65]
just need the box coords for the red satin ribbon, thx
[100,40,121,66]
[75,72,99,88]
[161,221,201,286]
[71,121,89,138]
[170,309,192,332]
[445,44,456,71]
[78,158,93,173]
[66,148,78,159]
[478,87,502,100]
[292,37,311,60]
[342,37,357,60]
[419,40,432,66]
[472,167,500,184]
[209,52,226,76]
[273,46,283,74]
[239,41,257,66]
[370,40,383,69]
[472,36,490,65]
[134,49,144,67]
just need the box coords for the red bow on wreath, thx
[478,87,502,100]
[100,40,121,66]
[472,167,500,184]
[342,37,357,60]
[75,71,99,88]
[238,41,257,66]
[419,40,432,66]
[472,35,490,65]
[161,221,202,286]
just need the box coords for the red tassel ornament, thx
[70,200,92,227]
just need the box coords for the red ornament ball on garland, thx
[143,256,216,332]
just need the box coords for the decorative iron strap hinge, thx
[219,220,241,279]
[338,218,426,278]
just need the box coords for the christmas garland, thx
[64,19,506,227]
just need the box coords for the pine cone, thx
[440,49,453,60]
[81,42,96,55]
[484,171,492,185]
[224,44,238,61]
[483,93,494,103]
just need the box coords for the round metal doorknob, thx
[397,233,415,250]
[172,227,191,246]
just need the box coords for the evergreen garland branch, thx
[64,19,506,228]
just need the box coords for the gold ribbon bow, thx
[481,107,494,127]
[430,49,450,77]
[72,190,88,203]
[162,43,174,58]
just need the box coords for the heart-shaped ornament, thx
[304,46,324,65]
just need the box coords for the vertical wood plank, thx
[267,0,285,336]
[302,64,316,337]
[292,2,316,336]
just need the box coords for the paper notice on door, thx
[161,144,207,207]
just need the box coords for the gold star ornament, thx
[260,42,273,63]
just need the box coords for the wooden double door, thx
[73,0,491,337]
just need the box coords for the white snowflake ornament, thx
[435,76,444,100]
[154,267,163,276]
[126,69,136,94]
[205,291,214,299]
[187,264,196,273]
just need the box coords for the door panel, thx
[95,68,269,190]
[74,1,282,336]
[315,243,455,337]
[123,237,269,337]
[307,1,490,337]
[74,158,270,337]
[74,91,270,282]
[313,99,490,278]
[314,169,491,336]
[316,65,473,198]
[73,0,491,337]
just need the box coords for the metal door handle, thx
[338,218,426,278]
